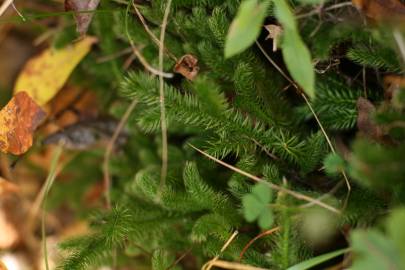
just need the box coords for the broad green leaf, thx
[258,209,274,229]
[281,31,315,98]
[287,248,350,270]
[273,0,296,30]
[387,208,405,267]
[252,182,272,203]
[242,194,265,221]
[351,230,401,270]
[272,0,315,98]
[224,0,270,58]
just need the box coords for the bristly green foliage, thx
[50,0,405,269]
[347,44,402,73]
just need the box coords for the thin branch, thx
[157,0,173,200]
[239,227,280,260]
[11,2,25,21]
[103,98,138,209]
[124,1,173,78]
[189,144,340,214]
[0,0,13,17]
[132,2,177,61]
[296,2,353,19]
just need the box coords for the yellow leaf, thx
[14,36,97,105]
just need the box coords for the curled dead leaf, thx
[264,24,283,51]
[0,92,46,155]
[174,54,200,81]
[65,0,101,36]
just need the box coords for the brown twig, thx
[239,227,280,261]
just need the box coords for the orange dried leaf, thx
[14,37,97,105]
[0,92,46,155]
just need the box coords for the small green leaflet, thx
[273,0,315,98]
[224,0,270,58]
[323,153,345,175]
[242,182,273,229]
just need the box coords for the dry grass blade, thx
[132,2,177,61]
[203,260,268,270]
[202,231,239,270]
[103,98,137,209]
[189,144,340,214]
[125,1,173,78]
[40,144,64,270]
[0,0,13,17]
[157,0,172,200]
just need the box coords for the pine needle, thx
[256,40,351,192]
[189,144,340,214]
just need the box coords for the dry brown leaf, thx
[357,97,382,139]
[352,0,405,23]
[174,54,200,80]
[65,0,100,35]
[0,92,46,155]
